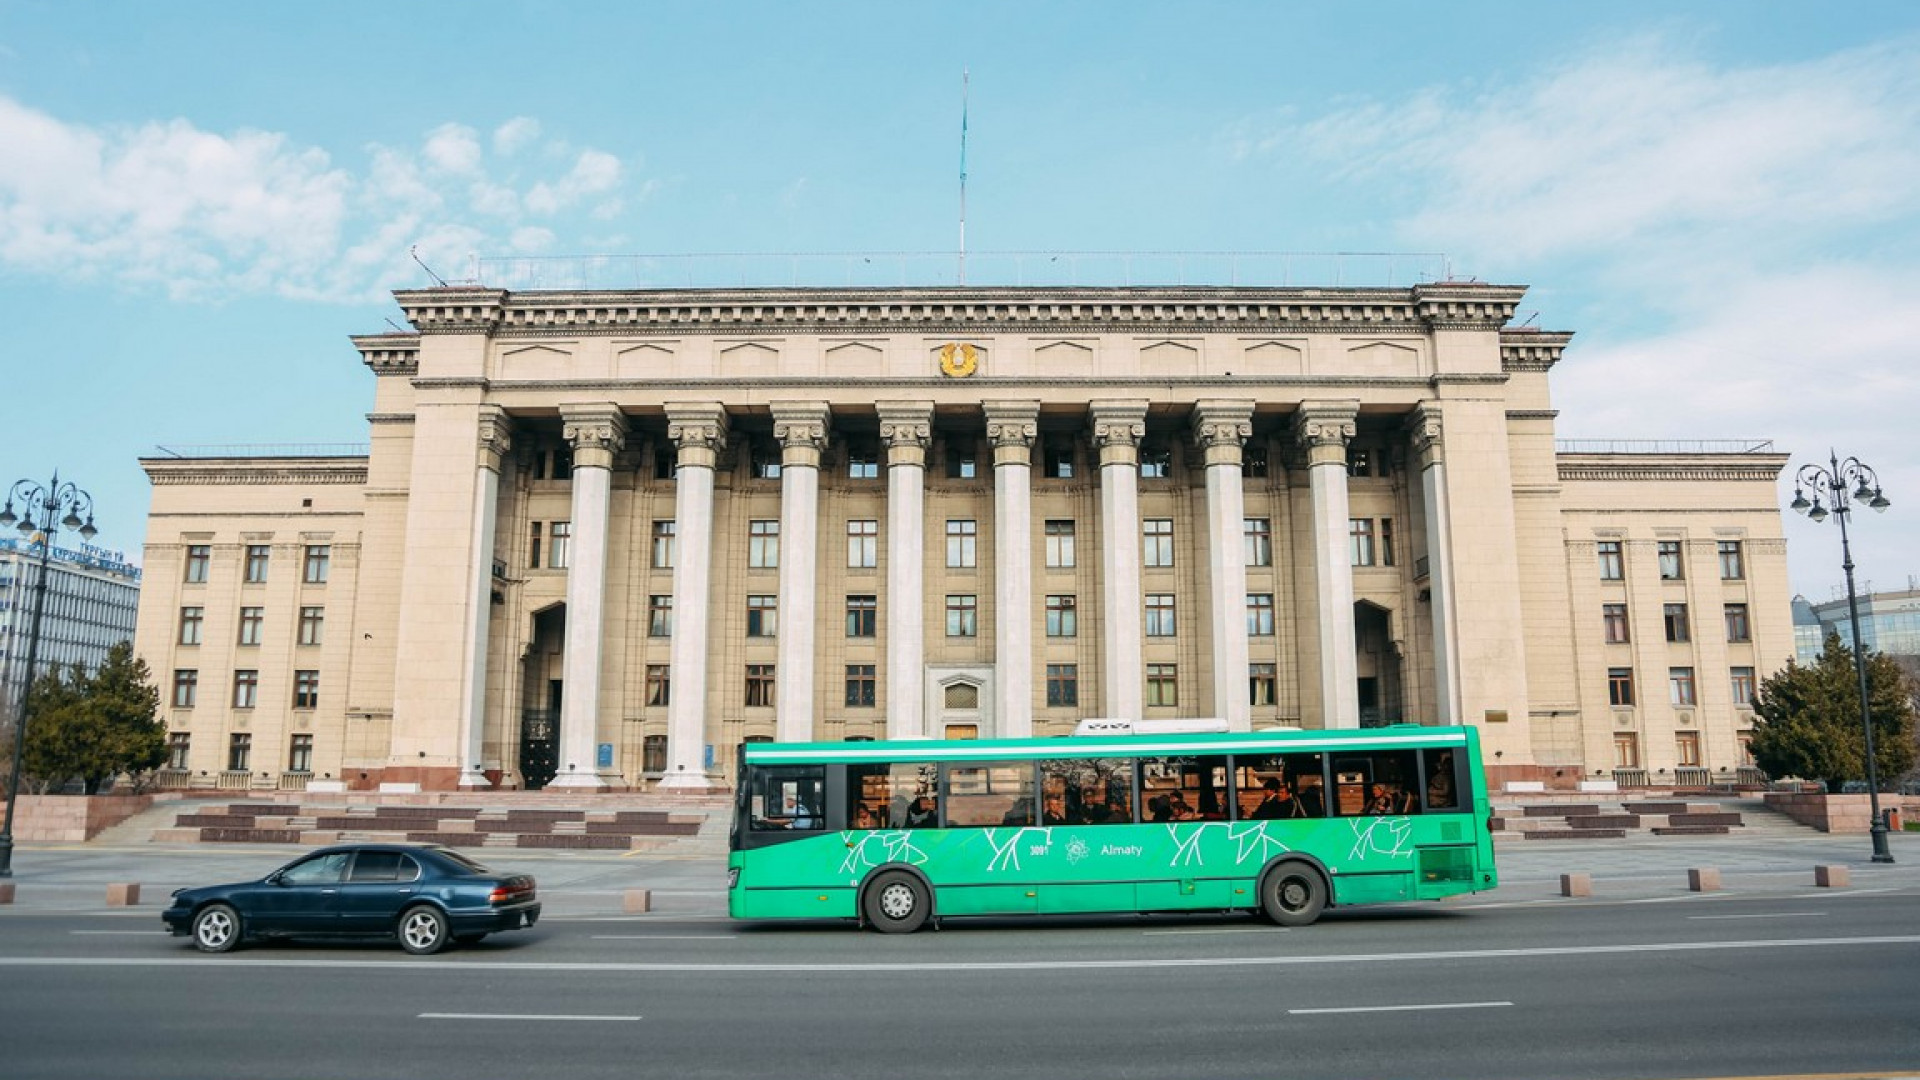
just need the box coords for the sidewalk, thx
[1,830,1915,916]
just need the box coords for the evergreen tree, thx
[16,642,165,794]
[1748,633,1916,791]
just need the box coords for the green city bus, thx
[728,723,1496,932]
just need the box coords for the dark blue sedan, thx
[161,843,541,954]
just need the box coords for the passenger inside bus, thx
[905,796,938,828]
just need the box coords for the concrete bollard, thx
[106,882,141,906]
[1687,868,1721,892]
[1814,865,1850,888]
[0,881,15,905]
[1559,873,1593,897]
[623,888,652,914]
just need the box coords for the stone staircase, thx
[1489,797,1812,841]
[142,792,731,856]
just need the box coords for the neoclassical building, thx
[132,282,1795,793]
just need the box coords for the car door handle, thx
[320,888,338,895]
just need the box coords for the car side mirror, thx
[268,872,289,887]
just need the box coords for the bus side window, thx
[1423,749,1459,810]
[750,765,825,831]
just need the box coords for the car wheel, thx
[1259,861,1328,927]
[191,903,242,953]
[453,933,489,946]
[397,905,450,955]
[862,870,930,934]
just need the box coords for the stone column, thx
[1193,401,1255,731]
[660,402,728,789]
[551,403,627,788]
[772,401,830,743]
[458,408,512,788]
[1409,404,1462,725]
[1091,400,1148,722]
[985,400,1039,737]
[1294,401,1360,729]
[878,401,932,740]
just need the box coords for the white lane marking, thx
[1687,912,1826,921]
[2,934,1916,973]
[1290,1001,1512,1015]
[420,1006,637,1014]
[1143,928,1286,936]
[590,934,737,940]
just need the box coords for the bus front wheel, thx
[1259,862,1327,927]
[863,870,931,934]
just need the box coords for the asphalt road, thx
[2,834,1918,1080]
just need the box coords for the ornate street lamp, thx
[1789,451,1894,864]
[0,474,97,877]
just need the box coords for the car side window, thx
[348,850,418,883]
[280,851,350,885]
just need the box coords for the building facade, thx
[1,536,143,724]
[1795,587,1920,663]
[132,282,1795,793]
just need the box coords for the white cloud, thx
[0,97,641,301]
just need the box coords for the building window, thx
[179,607,204,646]
[1724,603,1751,643]
[529,521,543,568]
[233,670,259,709]
[172,669,198,709]
[846,595,877,637]
[227,733,252,773]
[1603,603,1629,644]
[1669,666,1697,707]
[1378,518,1396,567]
[1347,447,1376,478]
[1597,540,1623,581]
[1718,540,1745,580]
[745,664,776,708]
[946,443,978,479]
[645,665,671,707]
[1139,446,1172,479]
[1046,664,1078,707]
[288,734,314,773]
[1349,519,1377,567]
[1146,664,1179,707]
[292,670,319,709]
[945,595,978,637]
[847,520,878,568]
[237,607,264,647]
[847,445,879,480]
[1608,667,1635,707]
[298,606,324,646]
[1243,445,1269,478]
[1043,438,1074,479]
[751,442,782,480]
[184,545,211,584]
[245,545,270,583]
[648,595,673,637]
[1663,603,1691,643]
[845,665,876,708]
[651,521,676,568]
[642,734,668,772]
[747,595,778,638]
[1143,519,1174,568]
[1730,666,1756,707]
[303,545,331,584]
[1675,731,1701,768]
[1658,540,1684,580]
[653,446,676,480]
[946,520,978,569]
[1248,594,1276,636]
[1045,595,1077,638]
[748,520,780,569]
[1250,662,1277,707]
[166,732,191,771]
[1244,518,1273,568]
[1044,520,1076,568]
[549,522,572,569]
[1145,594,1177,637]
[1613,733,1640,770]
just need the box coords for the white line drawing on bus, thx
[1347,816,1414,860]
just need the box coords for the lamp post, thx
[1789,451,1893,864]
[0,474,97,877]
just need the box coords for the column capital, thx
[1190,399,1255,469]
[877,400,934,468]
[770,400,832,469]
[1089,399,1148,468]
[1407,402,1445,470]
[984,400,1039,468]
[1292,400,1358,469]
[665,402,730,470]
[476,407,514,472]
[560,403,627,470]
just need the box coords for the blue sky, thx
[2,0,1916,600]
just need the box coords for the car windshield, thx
[432,848,495,875]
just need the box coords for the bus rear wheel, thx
[1259,862,1327,927]
[863,870,930,934]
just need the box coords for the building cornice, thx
[353,333,420,375]
[141,458,369,486]
[1501,330,1574,373]
[1557,453,1790,484]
